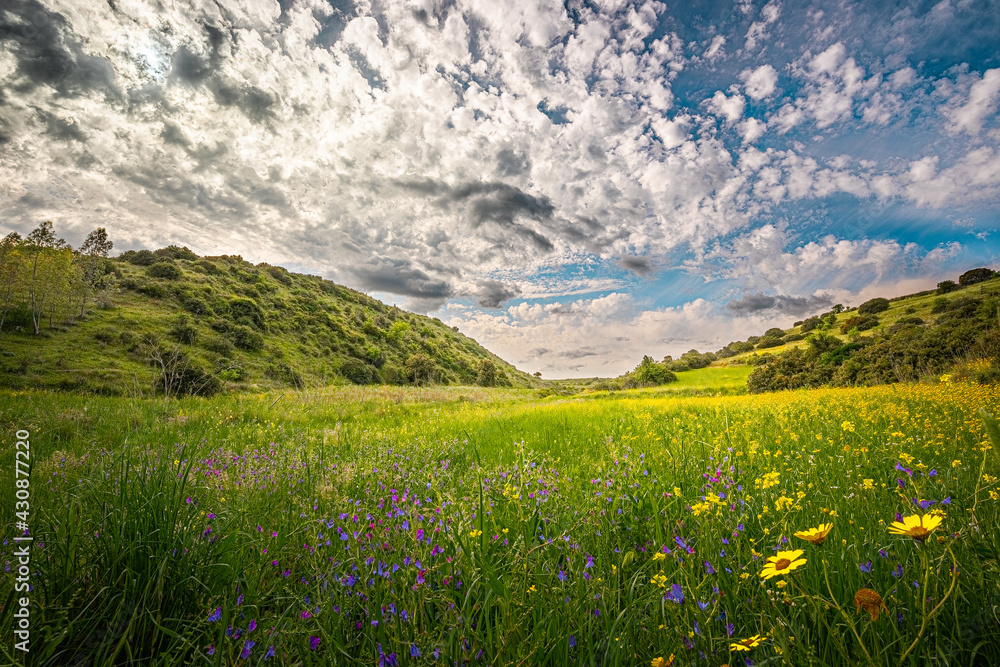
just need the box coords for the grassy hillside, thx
[606,270,1000,393]
[0,248,537,395]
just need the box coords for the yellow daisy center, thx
[774,558,791,570]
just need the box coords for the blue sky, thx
[1,0,999,376]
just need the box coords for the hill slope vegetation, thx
[0,224,535,395]
[613,269,1000,393]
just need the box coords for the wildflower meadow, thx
[2,381,999,665]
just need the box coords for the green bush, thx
[229,325,264,351]
[341,358,377,384]
[476,359,498,386]
[799,316,821,332]
[146,261,182,280]
[121,249,157,265]
[229,298,266,330]
[168,316,198,345]
[937,280,959,294]
[154,245,199,260]
[203,335,234,356]
[857,297,890,315]
[959,267,995,286]
[136,282,167,298]
[839,314,879,333]
[630,355,677,386]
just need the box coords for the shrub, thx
[229,298,266,330]
[799,316,821,332]
[229,326,263,351]
[203,335,234,356]
[262,264,292,285]
[180,295,211,316]
[405,353,436,385]
[341,358,377,384]
[121,249,157,265]
[266,362,304,389]
[631,355,677,386]
[937,280,959,294]
[840,314,879,334]
[959,267,995,286]
[168,316,198,345]
[476,359,497,386]
[154,245,199,260]
[857,297,890,315]
[146,261,182,280]
[136,282,167,298]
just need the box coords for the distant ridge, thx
[610,268,1000,392]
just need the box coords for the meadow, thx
[2,378,999,666]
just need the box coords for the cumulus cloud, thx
[706,89,746,123]
[948,68,1000,135]
[741,64,778,100]
[1,0,998,375]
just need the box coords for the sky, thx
[2,0,1000,377]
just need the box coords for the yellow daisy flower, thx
[793,522,833,546]
[760,550,807,579]
[650,655,674,667]
[730,635,764,651]
[888,514,943,541]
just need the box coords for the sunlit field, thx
[2,380,999,666]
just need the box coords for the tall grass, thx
[2,382,999,665]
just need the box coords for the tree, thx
[77,228,114,316]
[80,228,113,257]
[632,355,676,386]
[0,233,25,337]
[936,280,958,294]
[405,353,436,386]
[476,359,497,386]
[959,267,995,286]
[25,222,71,334]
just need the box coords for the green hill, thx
[610,268,1000,393]
[0,233,536,395]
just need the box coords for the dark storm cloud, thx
[397,179,558,251]
[726,292,834,316]
[352,259,454,299]
[620,256,654,276]
[213,82,277,124]
[160,121,190,147]
[560,347,599,359]
[167,26,277,125]
[495,148,531,177]
[452,182,555,227]
[118,162,252,219]
[476,279,521,308]
[170,45,214,85]
[0,0,119,98]
[37,109,86,142]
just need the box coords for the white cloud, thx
[739,117,767,143]
[706,89,746,123]
[744,1,781,52]
[703,35,726,60]
[741,64,778,100]
[947,68,1000,135]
